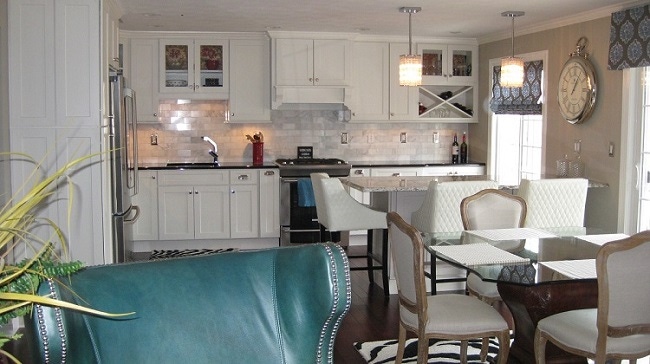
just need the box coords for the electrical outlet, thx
[340,132,348,144]
[609,142,615,157]
[433,132,440,144]
[150,134,158,145]
[368,134,375,143]
[400,132,407,143]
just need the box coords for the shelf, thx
[418,85,474,121]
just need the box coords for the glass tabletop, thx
[421,229,607,286]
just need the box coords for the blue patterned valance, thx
[490,60,543,115]
[608,4,650,70]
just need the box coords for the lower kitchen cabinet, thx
[157,170,230,240]
[133,170,159,240]
[152,168,278,242]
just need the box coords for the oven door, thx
[280,178,322,246]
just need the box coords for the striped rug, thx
[149,248,237,260]
[354,337,500,364]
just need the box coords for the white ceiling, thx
[116,0,648,43]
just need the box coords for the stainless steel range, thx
[275,158,351,246]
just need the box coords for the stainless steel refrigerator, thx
[108,68,139,263]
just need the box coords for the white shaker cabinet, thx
[8,0,104,265]
[229,170,259,238]
[274,38,351,86]
[129,38,160,122]
[157,170,230,240]
[349,42,390,122]
[419,165,485,176]
[259,169,280,238]
[228,38,271,123]
[132,170,159,241]
[388,43,419,121]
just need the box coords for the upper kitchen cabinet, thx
[228,38,271,123]
[418,44,477,85]
[416,43,478,123]
[129,38,160,122]
[349,41,390,122]
[389,43,419,121]
[274,38,351,86]
[159,39,229,99]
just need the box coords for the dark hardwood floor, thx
[334,245,401,363]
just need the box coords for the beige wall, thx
[1,0,9,206]
[473,16,622,233]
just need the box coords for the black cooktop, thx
[275,158,348,166]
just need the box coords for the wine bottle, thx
[451,133,459,164]
[460,132,468,163]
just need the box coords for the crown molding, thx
[478,0,649,44]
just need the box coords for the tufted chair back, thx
[411,180,498,237]
[517,178,588,235]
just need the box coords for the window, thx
[488,51,547,186]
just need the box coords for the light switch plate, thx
[340,132,348,144]
[433,132,439,144]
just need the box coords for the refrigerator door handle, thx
[124,205,140,224]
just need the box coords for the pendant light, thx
[500,11,525,88]
[399,7,422,86]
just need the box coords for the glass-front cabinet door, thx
[159,39,228,96]
[418,44,476,85]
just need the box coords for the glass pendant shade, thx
[399,54,423,86]
[500,56,525,87]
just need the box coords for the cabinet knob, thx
[153,113,157,117]
[309,78,313,82]
[189,84,195,89]
[188,191,193,194]
[314,77,319,82]
[195,190,199,194]
[231,190,235,194]
[151,176,156,179]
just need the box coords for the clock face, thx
[557,57,597,124]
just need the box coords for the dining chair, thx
[516,178,588,235]
[534,230,650,364]
[460,188,526,349]
[387,211,510,364]
[310,173,389,295]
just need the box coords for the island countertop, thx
[342,175,608,192]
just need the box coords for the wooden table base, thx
[498,279,598,364]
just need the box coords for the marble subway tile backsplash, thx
[137,100,468,165]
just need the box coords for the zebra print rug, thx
[354,337,500,364]
[149,248,237,260]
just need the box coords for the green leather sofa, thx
[25,243,351,363]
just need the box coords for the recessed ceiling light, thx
[356,27,370,32]
[141,13,161,17]
[449,31,462,34]
[265,26,282,30]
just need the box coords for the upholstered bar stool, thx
[411,180,499,293]
[311,173,389,295]
[517,178,588,235]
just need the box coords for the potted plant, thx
[0,153,130,363]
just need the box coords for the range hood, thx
[272,86,351,110]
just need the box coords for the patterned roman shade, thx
[608,4,650,70]
[490,60,543,115]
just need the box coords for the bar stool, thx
[310,173,389,295]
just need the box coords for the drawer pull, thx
[238,174,249,180]
[264,171,275,176]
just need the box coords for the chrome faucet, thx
[201,136,220,165]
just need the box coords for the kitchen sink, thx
[166,162,220,168]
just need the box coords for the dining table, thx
[422,228,629,364]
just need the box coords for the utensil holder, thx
[253,142,264,165]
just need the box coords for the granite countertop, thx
[348,161,485,168]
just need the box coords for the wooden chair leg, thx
[395,324,406,364]
[479,337,489,361]
[534,329,547,364]
[417,336,429,364]
[497,330,510,364]
[460,340,468,364]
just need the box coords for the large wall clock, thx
[557,37,597,124]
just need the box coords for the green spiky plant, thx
[0,152,132,363]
